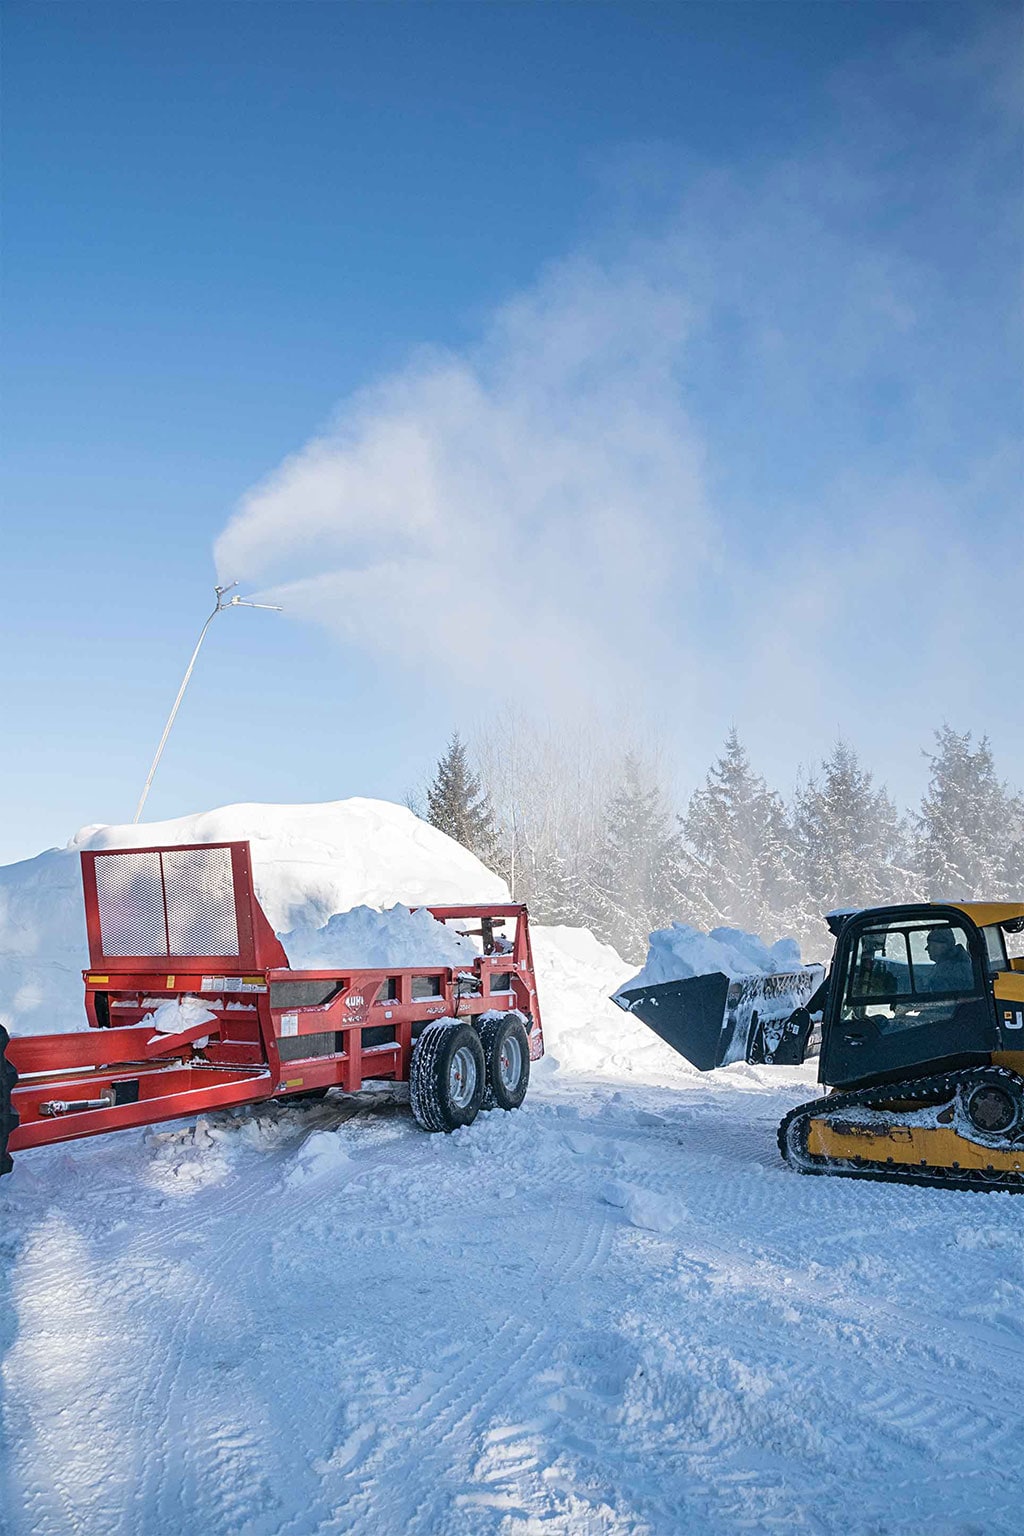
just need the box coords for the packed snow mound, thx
[279,905,479,970]
[616,921,804,1000]
[0,798,507,1036]
[533,925,698,1081]
[74,798,508,927]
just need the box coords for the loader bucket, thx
[613,966,825,1072]
[1,1024,18,1178]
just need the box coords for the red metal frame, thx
[6,842,544,1159]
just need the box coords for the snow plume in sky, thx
[215,262,710,712]
[215,19,1021,793]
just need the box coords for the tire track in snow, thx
[508,1086,1024,1535]
[3,1095,482,1536]
[135,1100,507,1536]
[312,1172,617,1536]
[9,1075,1024,1536]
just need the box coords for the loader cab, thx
[822,905,997,1090]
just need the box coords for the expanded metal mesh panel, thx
[94,850,167,956]
[92,845,241,959]
[162,846,239,957]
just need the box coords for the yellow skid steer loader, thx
[616,902,1024,1191]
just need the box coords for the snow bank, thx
[616,921,804,1000]
[0,798,507,1036]
[279,904,478,971]
[533,925,697,1081]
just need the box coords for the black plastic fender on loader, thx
[613,965,825,1071]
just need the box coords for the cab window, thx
[841,919,981,1031]
[982,924,1008,976]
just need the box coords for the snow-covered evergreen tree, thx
[790,739,916,957]
[916,727,1017,899]
[681,729,796,937]
[425,731,500,870]
[473,711,622,926]
[589,753,685,962]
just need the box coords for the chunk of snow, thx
[602,1179,688,1234]
[286,1129,352,1187]
[144,996,218,1037]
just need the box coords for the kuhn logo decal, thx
[346,995,365,1008]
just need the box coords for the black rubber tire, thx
[410,1020,486,1133]
[1,1024,19,1179]
[476,1013,531,1112]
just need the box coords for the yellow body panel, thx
[951,901,1024,928]
[807,1118,1024,1172]
[994,974,1024,1003]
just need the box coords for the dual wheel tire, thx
[410,1013,530,1133]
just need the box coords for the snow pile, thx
[0,799,507,1036]
[532,925,698,1081]
[616,921,804,999]
[279,904,478,971]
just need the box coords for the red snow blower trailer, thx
[0,841,543,1178]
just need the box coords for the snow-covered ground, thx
[6,1057,1024,1535]
[3,802,1024,1534]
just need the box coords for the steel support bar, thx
[9,1067,273,1151]
[8,1028,172,1074]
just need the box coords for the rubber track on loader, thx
[778,1066,1024,1193]
[0,1024,19,1178]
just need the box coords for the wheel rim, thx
[498,1033,523,1091]
[967,1085,1018,1135]
[448,1045,478,1109]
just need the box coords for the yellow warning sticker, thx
[87,974,109,985]
[166,975,175,988]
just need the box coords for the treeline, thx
[420,723,1024,964]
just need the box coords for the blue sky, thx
[3,1,1021,865]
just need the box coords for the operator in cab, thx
[923,926,973,992]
